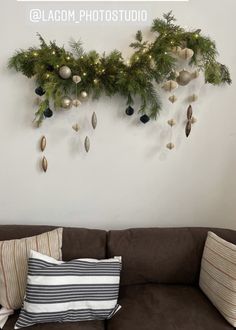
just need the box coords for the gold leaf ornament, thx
[166,142,175,150]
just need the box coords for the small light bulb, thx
[52,51,56,55]
[45,73,50,79]
[93,79,98,84]
[33,52,38,57]
[56,64,59,68]
[195,34,199,38]
[83,72,87,76]
[24,54,28,58]
[81,56,84,59]
[149,55,152,59]
[102,69,105,73]
[66,56,70,60]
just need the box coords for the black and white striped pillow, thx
[15,250,122,329]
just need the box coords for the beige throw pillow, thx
[0,228,63,310]
[199,231,236,327]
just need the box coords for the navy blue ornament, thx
[46,64,54,72]
[125,106,134,116]
[140,114,150,124]
[35,86,45,96]
[43,108,53,118]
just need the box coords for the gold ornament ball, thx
[61,96,72,109]
[59,66,72,79]
[80,91,88,99]
[176,70,192,86]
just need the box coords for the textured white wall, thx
[0,0,235,230]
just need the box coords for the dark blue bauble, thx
[43,108,53,118]
[140,114,150,124]
[125,106,134,116]
[35,87,45,96]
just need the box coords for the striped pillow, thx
[199,231,236,327]
[0,228,63,311]
[15,250,122,329]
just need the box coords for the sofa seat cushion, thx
[107,284,233,330]
[4,311,105,330]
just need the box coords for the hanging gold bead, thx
[166,142,175,150]
[72,123,80,132]
[72,99,81,107]
[191,117,197,124]
[189,94,198,102]
[167,119,176,127]
[168,95,178,103]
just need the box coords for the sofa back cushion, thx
[0,225,107,261]
[107,228,236,285]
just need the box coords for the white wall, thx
[0,0,235,230]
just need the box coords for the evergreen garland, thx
[8,12,231,126]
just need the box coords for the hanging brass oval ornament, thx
[185,121,192,137]
[187,105,193,120]
[91,112,97,129]
[40,136,46,152]
[42,156,48,172]
[84,136,90,153]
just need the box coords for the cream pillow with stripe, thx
[199,231,236,327]
[0,228,63,310]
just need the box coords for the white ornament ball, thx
[59,66,72,79]
[61,96,72,109]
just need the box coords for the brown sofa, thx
[1,225,235,330]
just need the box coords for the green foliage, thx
[8,13,231,125]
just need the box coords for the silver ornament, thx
[80,91,88,99]
[61,96,72,109]
[59,66,72,79]
[176,70,192,86]
[72,99,81,107]
[91,112,97,129]
[72,75,81,84]
[84,136,90,153]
